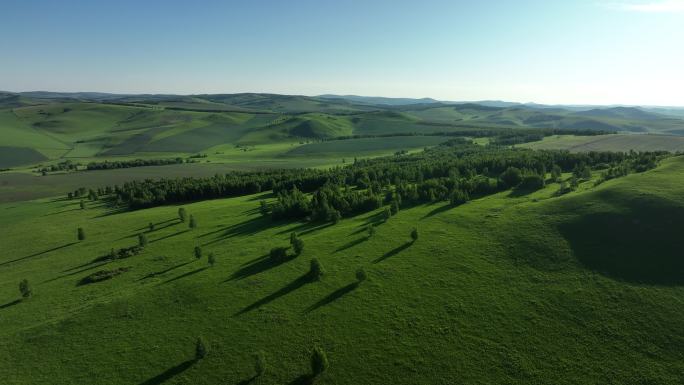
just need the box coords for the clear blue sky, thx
[1,0,682,105]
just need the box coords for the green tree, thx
[367,224,376,238]
[259,200,269,216]
[79,200,86,210]
[148,222,155,232]
[178,207,187,222]
[311,346,329,378]
[208,253,216,267]
[189,215,197,229]
[383,207,392,221]
[138,233,148,247]
[77,227,86,241]
[290,232,298,245]
[195,337,207,360]
[194,246,202,260]
[551,164,562,182]
[292,237,305,256]
[410,228,419,242]
[500,167,523,188]
[254,351,267,378]
[390,200,400,215]
[309,258,324,281]
[270,246,288,261]
[19,279,32,299]
[331,209,342,224]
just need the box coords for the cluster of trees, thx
[85,158,185,170]
[38,160,79,174]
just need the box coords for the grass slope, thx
[1,157,682,384]
[521,134,684,152]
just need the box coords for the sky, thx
[1,0,683,106]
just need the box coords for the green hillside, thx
[1,153,682,384]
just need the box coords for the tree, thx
[331,209,342,224]
[148,222,155,232]
[79,200,86,210]
[270,246,288,261]
[500,167,523,188]
[383,207,392,221]
[259,200,269,216]
[77,227,85,241]
[208,253,216,267]
[138,233,148,247]
[178,207,187,222]
[311,346,329,378]
[367,224,376,238]
[254,351,267,378]
[355,268,367,283]
[189,215,197,229]
[390,200,400,215]
[290,232,298,245]
[19,279,32,299]
[551,164,562,182]
[194,246,202,260]
[410,228,419,242]
[309,258,324,281]
[292,237,305,256]
[195,337,207,360]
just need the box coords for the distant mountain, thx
[317,94,440,106]
[573,107,664,121]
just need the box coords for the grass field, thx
[1,155,682,384]
[520,134,684,152]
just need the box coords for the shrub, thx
[194,246,202,260]
[189,215,197,229]
[77,227,86,241]
[518,174,545,190]
[79,267,130,285]
[195,337,207,360]
[383,207,392,221]
[311,346,329,378]
[292,237,305,256]
[270,246,288,261]
[390,200,399,215]
[331,209,341,224]
[208,253,216,267]
[148,222,155,232]
[410,228,418,242]
[367,224,376,238]
[79,200,85,209]
[178,207,187,222]
[500,167,523,188]
[309,258,324,281]
[449,190,469,206]
[551,164,562,182]
[254,351,267,378]
[355,268,367,283]
[138,233,148,247]
[19,279,31,298]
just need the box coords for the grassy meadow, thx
[1,155,682,384]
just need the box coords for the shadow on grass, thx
[227,254,294,281]
[334,237,367,253]
[421,202,453,219]
[247,192,274,201]
[0,299,21,310]
[287,374,314,385]
[137,359,195,385]
[0,242,78,267]
[151,229,190,244]
[235,273,313,315]
[161,266,208,285]
[237,375,257,385]
[135,218,178,232]
[202,216,273,246]
[139,260,194,281]
[305,282,358,313]
[43,261,108,284]
[373,241,413,263]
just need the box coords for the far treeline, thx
[70,139,668,220]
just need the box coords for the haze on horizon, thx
[1,0,682,106]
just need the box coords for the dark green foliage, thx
[138,233,148,247]
[19,279,31,298]
[208,253,216,267]
[79,200,85,210]
[449,190,469,206]
[189,215,197,229]
[79,267,130,285]
[86,158,184,170]
[390,200,400,215]
[292,237,304,256]
[259,200,269,216]
[410,228,418,242]
[367,224,376,238]
[254,351,267,378]
[195,337,207,360]
[551,164,562,182]
[270,246,288,261]
[573,163,592,180]
[311,346,329,377]
[500,167,523,188]
[309,258,324,280]
[194,246,202,260]
[356,268,367,283]
[383,207,392,221]
[518,174,545,191]
[331,209,342,224]
[77,227,85,241]
[98,245,143,262]
[148,222,155,232]
[178,207,187,222]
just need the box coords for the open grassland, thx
[1,157,682,384]
[285,136,450,156]
[520,134,684,152]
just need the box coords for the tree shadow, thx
[135,218,178,232]
[227,254,294,281]
[43,261,108,283]
[334,237,367,253]
[247,192,274,201]
[305,282,359,313]
[137,359,196,385]
[373,241,413,263]
[138,260,194,281]
[0,242,78,267]
[151,230,190,244]
[236,375,257,385]
[0,299,22,310]
[421,203,453,219]
[202,216,274,246]
[161,266,208,285]
[235,273,313,315]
